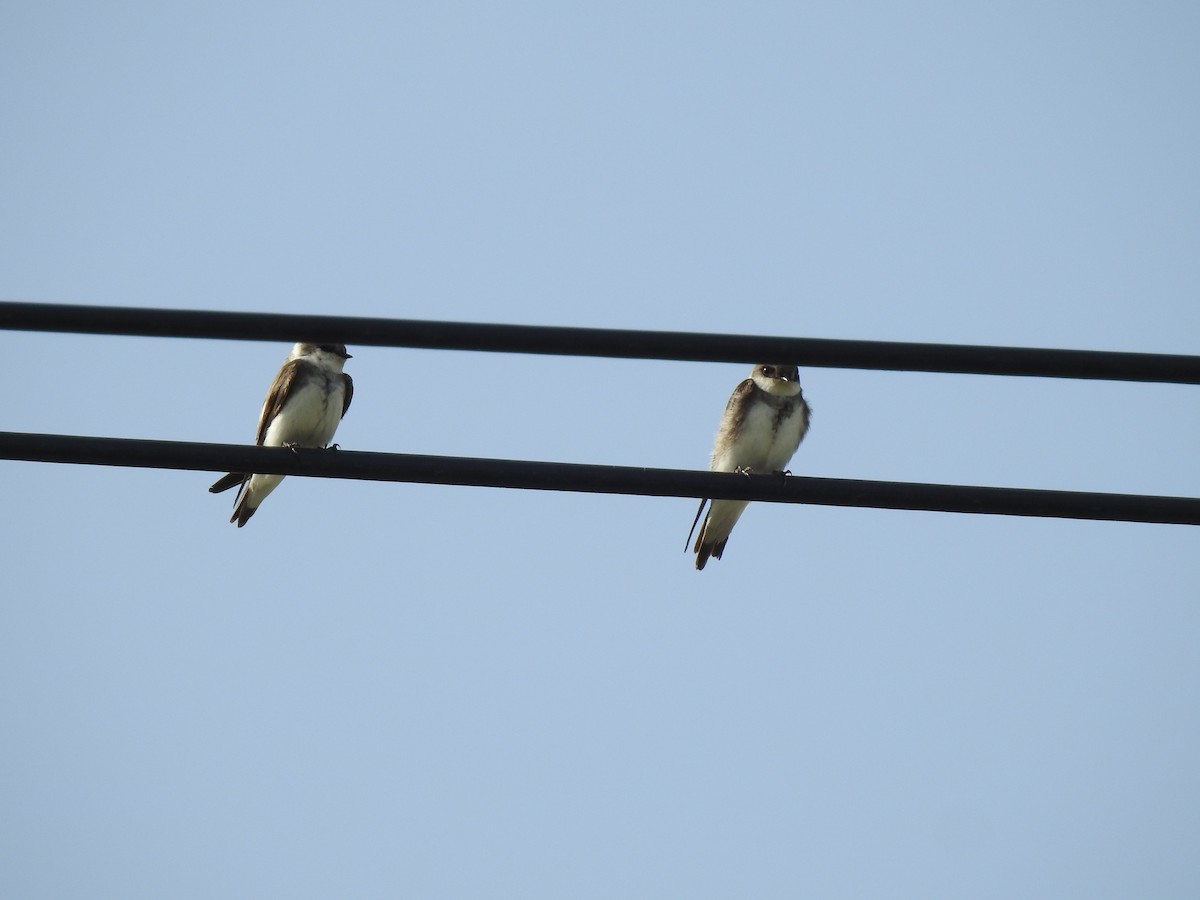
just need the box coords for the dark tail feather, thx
[685,498,709,551]
[695,537,729,571]
[213,473,255,527]
[689,498,719,570]
[232,493,256,527]
[209,472,246,494]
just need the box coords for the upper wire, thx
[3,300,1198,382]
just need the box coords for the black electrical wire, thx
[2,300,1198,383]
[2,432,1197,525]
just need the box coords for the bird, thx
[687,364,810,569]
[209,342,354,527]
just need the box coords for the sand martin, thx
[209,342,354,527]
[686,364,810,570]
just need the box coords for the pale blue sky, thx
[2,3,1198,898]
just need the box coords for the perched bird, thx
[210,342,354,527]
[687,364,810,569]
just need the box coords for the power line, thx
[2,431,1197,525]
[2,300,1198,383]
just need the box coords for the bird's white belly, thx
[713,401,805,473]
[264,379,343,448]
[764,403,807,470]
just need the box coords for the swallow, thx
[209,342,353,526]
[687,364,810,569]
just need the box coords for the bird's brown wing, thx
[341,373,354,418]
[724,378,758,434]
[255,359,305,445]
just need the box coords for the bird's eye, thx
[761,366,774,376]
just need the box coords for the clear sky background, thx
[2,3,1198,898]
